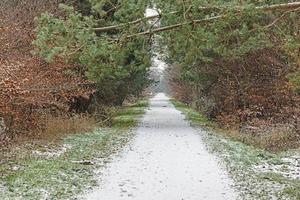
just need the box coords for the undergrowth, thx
[171,100,299,152]
[172,99,300,200]
[0,99,148,200]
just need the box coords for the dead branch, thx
[263,7,300,29]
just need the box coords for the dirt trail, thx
[84,93,237,200]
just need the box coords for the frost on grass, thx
[0,100,148,200]
[32,144,72,159]
[0,183,8,198]
[172,99,300,199]
[253,154,300,180]
[200,130,300,200]
[0,129,138,200]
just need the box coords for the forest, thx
[0,0,300,199]
[0,0,151,145]
[1,0,299,150]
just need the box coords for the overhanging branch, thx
[125,3,300,39]
[94,14,160,32]
[198,2,300,12]
[93,2,300,33]
[125,15,223,39]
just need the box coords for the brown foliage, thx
[0,0,94,145]
[40,114,98,140]
[168,47,300,150]
[169,48,300,128]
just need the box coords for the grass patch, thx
[111,100,148,128]
[171,99,300,200]
[40,115,98,140]
[0,99,148,200]
[170,100,212,126]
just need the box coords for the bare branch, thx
[125,2,300,39]
[125,15,224,39]
[258,2,300,11]
[94,14,162,32]
[93,2,300,33]
[198,2,300,12]
[263,7,300,29]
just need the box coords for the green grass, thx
[111,100,148,128]
[170,100,212,126]
[0,99,148,200]
[171,99,300,200]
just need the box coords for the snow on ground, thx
[253,154,300,180]
[84,93,238,200]
[32,144,72,159]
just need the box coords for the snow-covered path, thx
[84,93,237,200]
